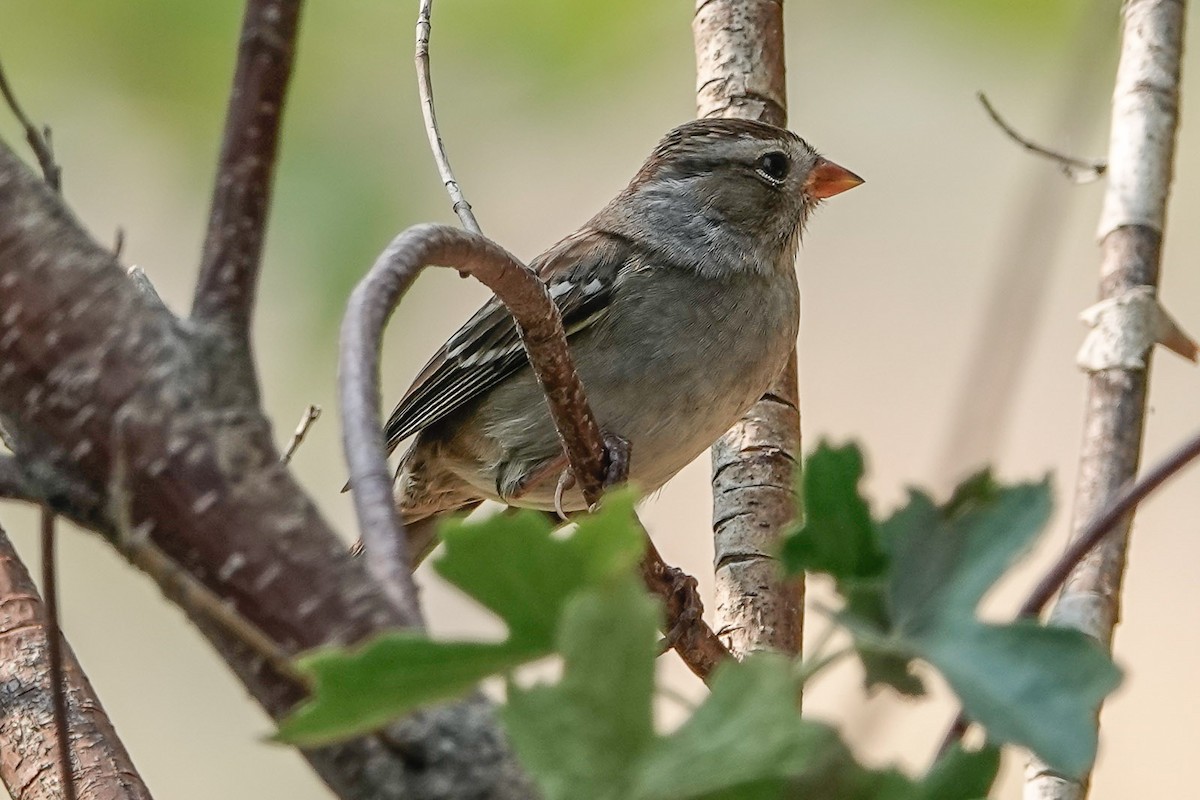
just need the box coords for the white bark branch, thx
[1026,2,1187,797]
[693,0,804,659]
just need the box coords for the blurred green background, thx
[3,1,1199,798]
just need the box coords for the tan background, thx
[1,0,1197,797]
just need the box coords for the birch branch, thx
[1026,1,1187,796]
[694,0,803,658]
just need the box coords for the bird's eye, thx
[755,151,790,183]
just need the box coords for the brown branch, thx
[693,0,804,659]
[938,427,1200,755]
[0,139,532,800]
[191,0,300,371]
[39,511,76,800]
[414,0,480,233]
[340,225,606,624]
[0,522,153,800]
[978,92,1106,183]
[0,54,61,191]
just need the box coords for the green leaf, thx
[277,492,645,746]
[784,448,1122,778]
[918,621,1119,777]
[882,481,1052,631]
[782,442,888,583]
[913,743,1001,800]
[634,656,826,799]
[435,492,642,646]
[276,638,532,746]
[861,477,1121,777]
[503,576,659,800]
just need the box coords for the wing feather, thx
[383,230,633,450]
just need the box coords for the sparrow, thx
[385,118,861,564]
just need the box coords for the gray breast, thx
[456,263,799,508]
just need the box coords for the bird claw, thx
[554,470,575,521]
[601,431,631,488]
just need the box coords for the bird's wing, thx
[383,229,633,450]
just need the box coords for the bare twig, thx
[414,0,480,233]
[978,92,1106,183]
[0,54,61,191]
[281,404,321,465]
[1023,429,1200,619]
[694,0,804,660]
[191,0,301,361]
[0,523,153,800]
[938,427,1200,755]
[40,511,76,800]
[935,10,1114,482]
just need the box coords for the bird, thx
[384,117,861,565]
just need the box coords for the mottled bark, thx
[694,0,804,658]
[1026,1,1186,797]
[0,523,152,800]
[192,0,301,392]
[0,142,534,800]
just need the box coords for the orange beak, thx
[804,158,864,199]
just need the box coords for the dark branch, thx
[414,0,481,233]
[978,92,1106,183]
[40,511,77,800]
[1020,428,1200,618]
[0,139,531,799]
[0,54,61,191]
[191,0,301,368]
[0,523,153,800]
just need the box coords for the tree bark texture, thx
[694,0,804,658]
[1026,1,1186,797]
[0,141,533,800]
[0,524,153,800]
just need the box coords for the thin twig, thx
[938,427,1200,755]
[0,54,61,191]
[414,0,480,233]
[978,92,1106,183]
[40,510,76,800]
[281,404,321,465]
[191,0,301,353]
